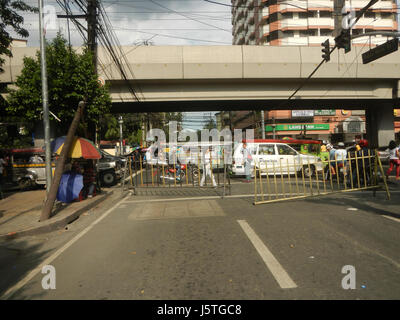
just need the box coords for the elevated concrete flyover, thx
[94,45,400,111]
[99,45,400,147]
[1,45,399,146]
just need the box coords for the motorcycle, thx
[160,163,186,182]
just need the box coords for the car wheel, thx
[19,178,32,190]
[302,165,315,178]
[100,171,117,187]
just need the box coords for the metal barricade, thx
[122,149,231,197]
[254,150,390,205]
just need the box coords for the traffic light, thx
[321,39,330,62]
[335,29,351,53]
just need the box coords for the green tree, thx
[203,118,216,130]
[0,0,37,72]
[6,34,111,137]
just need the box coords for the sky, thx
[13,0,233,47]
[9,0,230,129]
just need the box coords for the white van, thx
[232,141,323,178]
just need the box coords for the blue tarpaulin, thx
[57,172,83,203]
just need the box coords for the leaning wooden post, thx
[40,100,86,221]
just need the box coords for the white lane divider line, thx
[237,220,297,289]
[382,215,400,223]
[1,195,129,300]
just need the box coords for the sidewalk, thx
[0,188,113,240]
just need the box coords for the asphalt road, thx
[0,184,399,300]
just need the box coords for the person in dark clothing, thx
[83,161,96,198]
[352,139,370,187]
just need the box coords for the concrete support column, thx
[366,103,395,149]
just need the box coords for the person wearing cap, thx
[325,143,336,179]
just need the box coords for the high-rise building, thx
[232,0,398,47]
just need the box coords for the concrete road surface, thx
[0,189,399,300]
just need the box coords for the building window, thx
[282,12,293,19]
[364,12,376,19]
[319,11,332,18]
[299,11,315,19]
[300,29,316,37]
[320,29,332,36]
[352,29,363,35]
[380,12,392,19]
[283,30,294,38]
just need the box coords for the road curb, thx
[0,190,114,241]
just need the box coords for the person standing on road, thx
[352,139,370,186]
[242,142,253,183]
[325,143,336,179]
[335,142,348,182]
[386,140,400,180]
[83,161,96,198]
[200,147,217,187]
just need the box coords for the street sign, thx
[362,38,399,64]
[265,124,330,132]
[314,110,336,116]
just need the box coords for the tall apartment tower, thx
[231,0,398,46]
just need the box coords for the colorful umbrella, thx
[57,172,83,203]
[51,136,101,159]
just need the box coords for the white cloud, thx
[9,0,233,47]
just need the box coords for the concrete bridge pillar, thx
[366,103,395,149]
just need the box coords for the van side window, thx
[259,144,275,155]
[278,145,297,156]
[243,145,257,155]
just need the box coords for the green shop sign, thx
[265,124,330,132]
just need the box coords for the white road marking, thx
[123,169,143,182]
[123,189,398,204]
[382,215,400,223]
[123,194,255,203]
[237,220,297,289]
[0,195,129,300]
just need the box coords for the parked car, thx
[232,140,324,178]
[0,148,56,190]
[97,150,126,187]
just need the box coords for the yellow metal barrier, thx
[254,150,390,205]
[128,151,231,197]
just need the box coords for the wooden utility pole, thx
[40,101,86,221]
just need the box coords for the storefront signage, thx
[291,110,314,117]
[314,110,336,116]
[265,124,330,132]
